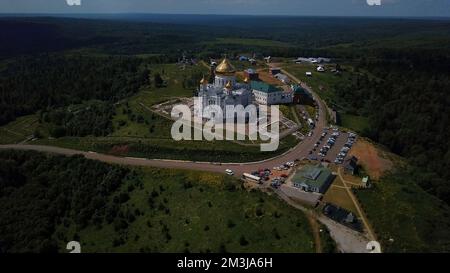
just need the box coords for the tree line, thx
[0,54,150,126]
[0,150,135,253]
[334,50,450,204]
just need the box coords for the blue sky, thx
[0,0,449,17]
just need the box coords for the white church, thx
[196,57,252,119]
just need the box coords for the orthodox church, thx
[196,57,252,119]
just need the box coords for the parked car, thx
[271,180,281,188]
[225,169,234,176]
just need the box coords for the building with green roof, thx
[250,81,282,93]
[251,81,293,105]
[292,164,334,194]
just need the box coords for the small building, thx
[251,81,293,105]
[244,68,259,81]
[294,57,331,64]
[249,58,257,65]
[362,176,371,188]
[323,203,362,232]
[274,73,290,84]
[317,57,331,63]
[305,71,312,77]
[292,164,334,194]
[317,66,325,72]
[270,67,281,75]
[293,57,310,63]
[344,156,358,175]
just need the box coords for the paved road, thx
[0,120,322,177]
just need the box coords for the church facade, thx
[196,57,252,120]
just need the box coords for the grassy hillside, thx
[355,167,450,252]
[0,150,318,253]
[73,168,316,253]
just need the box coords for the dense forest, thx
[0,150,133,253]
[41,101,116,138]
[0,54,150,126]
[332,50,450,204]
[2,16,450,59]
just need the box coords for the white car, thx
[225,169,234,176]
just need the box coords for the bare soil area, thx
[349,139,394,180]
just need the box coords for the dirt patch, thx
[349,139,393,180]
[307,213,322,253]
[257,69,283,85]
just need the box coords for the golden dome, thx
[225,80,232,89]
[215,57,236,75]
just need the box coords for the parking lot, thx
[239,126,357,189]
[307,126,357,164]
[239,160,297,190]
